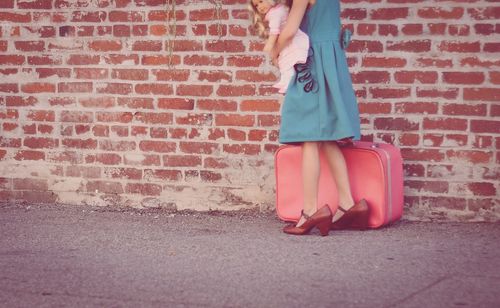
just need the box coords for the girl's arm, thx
[270,0,309,62]
[263,34,278,53]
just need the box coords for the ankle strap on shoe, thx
[300,210,311,220]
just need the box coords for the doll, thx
[249,0,310,94]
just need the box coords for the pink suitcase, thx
[275,141,404,228]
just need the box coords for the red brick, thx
[133,112,172,125]
[467,182,496,196]
[474,24,497,36]
[197,99,237,111]
[371,8,408,19]
[403,163,425,177]
[144,170,181,182]
[139,141,176,153]
[58,82,93,93]
[223,144,261,155]
[126,183,162,195]
[258,115,280,126]
[423,118,468,131]
[13,178,48,191]
[132,40,162,51]
[208,128,225,140]
[0,12,31,23]
[14,150,45,161]
[468,199,496,212]
[352,71,390,84]
[471,120,500,134]
[446,150,492,164]
[21,82,55,93]
[370,87,411,99]
[205,40,244,52]
[141,55,181,66]
[395,102,438,114]
[468,7,500,20]
[442,103,487,116]
[80,97,115,108]
[97,83,133,95]
[227,129,246,141]
[204,157,229,169]
[0,0,14,8]
[200,171,222,183]
[217,85,255,97]
[74,68,108,79]
[66,166,101,178]
[418,7,464,19]
[407,180,449,194]
[189,8,228,21]
[175,85,212,97]
[394,71,438,84]
[163,155,202,167]
[362,56,406,68]
[443,72,484,84]
[105,54,139,65]
[198,70,233,82]
[422,197,466,211]
[227,55,264,67]
[153,69,190,81]
[448,24,470,36]
[374,118,419,131]
[179,142,218,154]
[37,68,71,78]
[67,55,100,65]
[490,72,500,85]
[87,181,123,194]
[215,114,254,127]
[62,138,97,149]
[401,24,423,35]
[117,97,154,109]
[240,99,280,112]
[347,40,383,52]
[428,23,446,35]
[387,40,431,52]
[104,167,142,180]
[473,136,493,149]
[341,8,367,20]
[439,41,480,53]
[357,24,376,35]
[27,110,55,122]
[0,84,18,93]
[24,137,58,149]
[99,140,136,151]
[124,154,160,166]
[484,43,500,53]
[14,41,45,51]
[158,98,194,110]
[378,24,398,36]
[401,148,445,162]
[89,40,122,51]
[176,113,212,126]
[184,55,224,66]
[416,87,459,99]
[61,111,93,122]
[416,58,453,68]
[111,126,129,137]
[464,88,500,101]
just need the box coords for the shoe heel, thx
[316,219,332,236]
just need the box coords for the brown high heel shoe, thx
[330,199,370,230]
[283,205,333,236]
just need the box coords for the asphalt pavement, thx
[0,202,499,308]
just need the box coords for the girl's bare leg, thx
[323,141,355,222]
[297,141,320,227]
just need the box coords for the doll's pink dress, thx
[265,4,310,94]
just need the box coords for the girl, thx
[249,0,309,94]
[270,0,369,235]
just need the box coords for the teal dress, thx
[279,0,360,144]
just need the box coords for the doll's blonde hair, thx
[248,0,278,38]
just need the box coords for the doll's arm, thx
[271,0,309,60]
[263,34,278,53]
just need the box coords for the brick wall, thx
[0,0,498,221]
